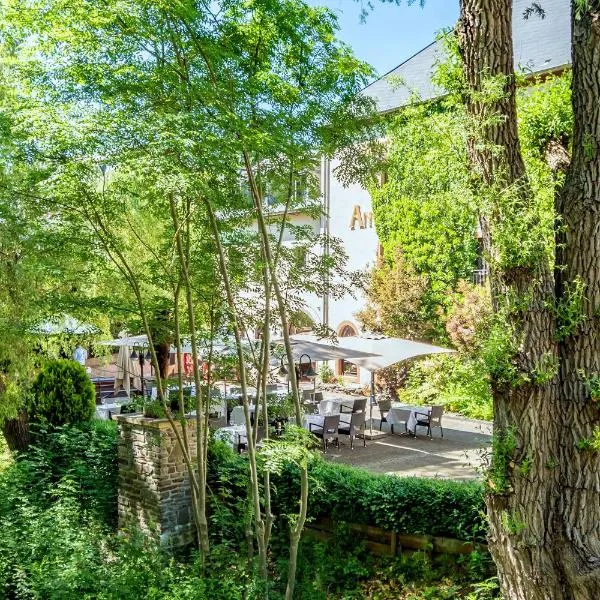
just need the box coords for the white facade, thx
[296,157,380,385]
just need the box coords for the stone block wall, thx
[117,414,198,547]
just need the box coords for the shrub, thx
[208,445,487,543]
[20,420,119,525]
[28,359,95,425]
[402,354,493,421]
[318,363,335,384]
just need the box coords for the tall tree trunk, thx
[553,3,600,597]
[2,411,29,452]
[458,1,565,597]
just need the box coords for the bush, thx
[280,461,487,543]
[208,445,487,543]
[20,420,119,526]
[318,363,335,384]
[28,359,95,425]
[403,354,493,421]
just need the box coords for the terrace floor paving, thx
[322,411,492,481]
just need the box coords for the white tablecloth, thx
[230,404,257,425]
[318,398,355,416]
[95,401,131,420]
[388,405,429,434]
[215,425,247,449]
[303,414,324,431]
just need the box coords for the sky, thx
[307,0,459,79]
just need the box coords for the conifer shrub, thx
[28,359,95,425]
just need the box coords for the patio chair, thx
[415,405,444,438]
[377,398,392,433]
[302,389,314,401]
[308,414,340,452]
[239,426,266,453]
[352,398,367,413]
[302,401,318,415]
[338,411,366,450]
[311,391,324,403]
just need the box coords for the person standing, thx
[73,344,88,366]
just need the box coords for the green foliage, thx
[28,359,95,426]
[500,510,525,536]
[555,276,587,341]
[369,104,477,333]
[576,427,600,453]
[300,462,486,541]
[318,363,335,384]
[518,73,572,155]
[486,428,517,495]
[17,421,119,526]
[444,282,492,354]
[580,371,600,405]
[481,317,521,389]
[403,355,493,421]
[0,429,494,598]
[208,444,487,542]
[357,248,434,339]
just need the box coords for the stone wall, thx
[117,414,198,547]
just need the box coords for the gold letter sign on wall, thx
[349,205,374,230]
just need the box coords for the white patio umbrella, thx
[338,333,454,432]
[31,314,100,335]
[271,334,382,395]
[113,333,141,395]
[272,335,380,362]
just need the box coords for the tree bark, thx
[553,3,600,596]
[458,1,568,597]
[2,411,29,452]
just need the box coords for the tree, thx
[357,248,432,338]
[5,0,373,593]
[456,0,600,597]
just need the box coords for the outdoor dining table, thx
[317,397,357,416]
[303,414,325,431]
[214,424,247,450]
[387,404,429,435]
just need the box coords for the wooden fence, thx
[303,518,487,557]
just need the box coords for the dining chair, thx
[230,405,246,426]
[308,414,340,452]
[302,389,314,401]
[415,405,444,438]
[302,401,318,415]
[338,411,366,449]
[377,398,392,433]
[352,398,367,413]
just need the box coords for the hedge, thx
[208,442,487,543]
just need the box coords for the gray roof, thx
[364,0,571,114]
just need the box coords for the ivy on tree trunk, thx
[458,0,600,597]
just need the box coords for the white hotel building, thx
[279,0,570,385]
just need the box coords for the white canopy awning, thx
[271,336,380,362]
[98,334,149,347]
[285,333,454,371]
[31,315,100,335]
[98,333,232,356]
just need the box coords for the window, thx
[338,323,359,379]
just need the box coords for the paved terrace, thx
[324,409,492,481]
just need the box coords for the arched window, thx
[337,322,358,379]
